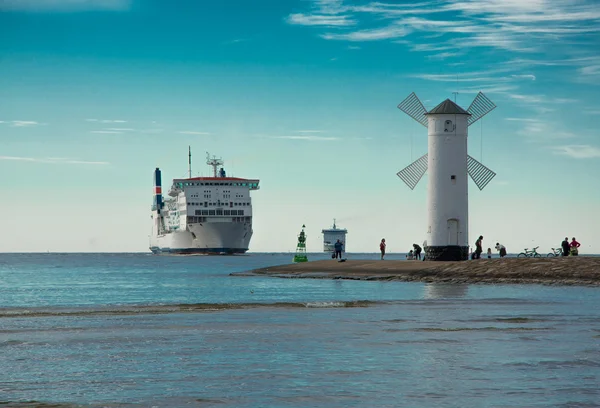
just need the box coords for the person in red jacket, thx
[570,237,581,256]
[380,238,386,260]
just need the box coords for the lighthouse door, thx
[447,219,459,245]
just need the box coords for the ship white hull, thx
[150,221,252,255]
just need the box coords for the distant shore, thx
[233,257,600,286]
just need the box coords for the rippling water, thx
[1,253,599,407]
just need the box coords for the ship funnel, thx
[154,167,163,212]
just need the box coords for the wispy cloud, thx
[295,130,324,133]
[86,119,127,123]
[515,119,576,140]
[511,74,536,80]
[178,131,211,135]
[287,13,355,27]
[90,130,122,134]
[0,0,131,12]
[271,135,340,141]
[0,156,109,165]
[285,0,600,66]
[509,93,578,104]
[2,120,41,127]
[551,145,600,159]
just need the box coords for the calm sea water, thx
[1,253,599,408]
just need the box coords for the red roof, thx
[176,177,259,182]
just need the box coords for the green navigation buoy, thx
[293,224,308,263]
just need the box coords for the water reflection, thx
[423,283,469,299]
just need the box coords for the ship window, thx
[209,210,215,215]
[216,209,223,215]
[202,210,208,215]
[224,210,231,215]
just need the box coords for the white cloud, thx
[104,128,135,131]
[551,145,600,159]
[511,74,536,80]
[505,117,539,122]
[0,156,109,165]
[8,120,39,127]
[178,131,211,135]
[295,130,324,133]
[271,135,340,141]
[321,25,410,41]
[0,0,131,11]
[91,130,122,134]
[286,13,355,26]
[285,0,600,69]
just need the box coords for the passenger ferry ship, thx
[150,149,260,255]
[322,219,347,253]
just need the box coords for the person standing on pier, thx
[334,239,343,260]
[487,248,492,259]
[570,237,581,256]
[380,238,386,260]
[474,236,483,259]
[561,237,570,256]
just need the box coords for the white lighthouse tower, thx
[397,92,497,261]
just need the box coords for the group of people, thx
[406,243,423,260]
[379,238,424,260]
[472,235,582,259]
[561,237,581,256]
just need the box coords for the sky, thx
[1,0,599,254]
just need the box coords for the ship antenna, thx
[333,218,336,229]
[188,146,192,178]
[206,151,224,178]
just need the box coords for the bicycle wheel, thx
[534,253,541,258]
[517,253,527,258]
[547,253,554,257]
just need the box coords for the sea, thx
[1,253,599,408]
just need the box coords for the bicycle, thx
[518,246,541,258]
[547,248,562,257]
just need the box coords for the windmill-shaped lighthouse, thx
[397,92,497,261]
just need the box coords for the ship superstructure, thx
[322,219,347,253]
[150,150,260,255]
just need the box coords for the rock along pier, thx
[232,257,600,286]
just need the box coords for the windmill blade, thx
[467,155,496,190]
[398,92,428,127]
[397,153,428,190]
[467,92,496,126]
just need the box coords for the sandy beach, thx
[233,257,600,286]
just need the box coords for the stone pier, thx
[232,257,600,286]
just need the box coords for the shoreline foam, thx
[233,257,600,286]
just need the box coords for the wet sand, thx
[233,257,600,286]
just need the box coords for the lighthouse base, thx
[425,245,469,261]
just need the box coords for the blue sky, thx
[1,0,599,253]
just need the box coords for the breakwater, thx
[233,257,600,286]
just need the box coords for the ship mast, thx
[188,146,192,178]
[206,152,224,178]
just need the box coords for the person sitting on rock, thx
[495,243,507,258]
[570,237,581,256]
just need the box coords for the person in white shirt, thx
[495,243,507,257]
